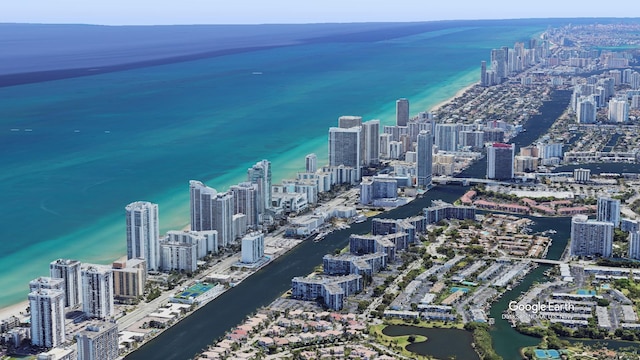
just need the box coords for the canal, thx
[125,186,467,360]
[128,89,629,359]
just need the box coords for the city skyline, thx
[0,0,636,25]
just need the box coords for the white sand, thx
[430,83,477,112]
[0,300,29,320]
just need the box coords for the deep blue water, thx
[0,21,554,308]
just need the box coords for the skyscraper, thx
[213,192,235,247]
[50,258,82,308]
[125,201,159,271]
[480,60,487,87]
[190,180,235,246]
[29,277,64,293]
[230,182,259,230]
[241,232,265,264]
[597,197,621,227]
[486,143,515,180]
[577,96,597,124]
[76,322,119,360]
[305,153,317,173]
[434,123,458,152]
[189,180,217,231]
[628,231,640,260]
[247,160,272,214]
[328,127,361,180]
[338,115,362,129]
[608,98,629,123]
[362,119,380,166]
[29,288,66,348]
[570,215,613,258]
[416,130,433,187]
[81,266,114,320]
[396,98,409,126]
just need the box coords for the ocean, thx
[0,20,554,309]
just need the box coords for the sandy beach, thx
[0,300,29,320]
[430,82,478,112]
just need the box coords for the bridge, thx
[432,176,516,186]
[487,256,566,265]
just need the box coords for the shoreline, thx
[0,300,29,321]
[0,65,482,318]
[430,82,478,112]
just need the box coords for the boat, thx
[354,214,367,223]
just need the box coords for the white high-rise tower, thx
[50,258,82,308]
[29,288,66,348]
[81,265,114,319]
[125,201,159,271]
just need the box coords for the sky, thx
[0,0,636,25]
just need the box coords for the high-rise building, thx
[338,115,362,129]
[434,123,458,152]
[480,60,488,87]
[164,230,217,258]
[190,180,235,246]
[491,48,507,81]
[111,259,146,302]
[416,130,433,187]
[247,160,272,214]
[29,277,64,293]
[81,266,114,320]
[125,201,159,271]
[213,192,235,246]
[573,168,591,183]
[49,259,82,308]
[241,232,265,264]
[305,153,317,173]
[160,241,198,272]
[486,143,514,180]
[230,182,259,230]
[76,322,119,360]
[628,231,640,260]
[570,215,613,258]
[329,127,361,180]
[608,98,629,123]
[379,133,391,159]
[597,197,621,227]
[29,288,66,348]
[362,120,380,166]
[396,98,409,126]
[577,96,597,124]
[189,180,217,231]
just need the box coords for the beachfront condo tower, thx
[362,119,380,166]
[125,201,160,271]
[396,98,409,126]
[81,265,114,319]
[29,288,66,348]
[76,322,119,360]
[247,160,272,214]
[305,153,317,173]
[329,126,362,180]
[190,180,235,247]
[50,258,82,308]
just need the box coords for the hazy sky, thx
[0,0,635,25]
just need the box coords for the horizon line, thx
[2,16,640,27]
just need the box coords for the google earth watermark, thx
[502,301,576,321]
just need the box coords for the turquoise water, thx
[0,24,544,308]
